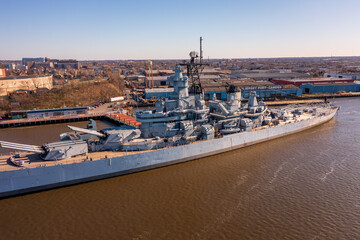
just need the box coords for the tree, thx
[109,71,125,93]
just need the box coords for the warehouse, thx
[271,77,354,86]
[300,83,360,94]
[203,85,301,100]
[272,77,360,94]
[11,107,88,119]
[201,78,301,100]
[144,88,174,99]
[144,77,302,100]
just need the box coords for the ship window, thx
[304,88,310,94]
[53,112,64,116]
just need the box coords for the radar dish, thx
[189,51,199,58]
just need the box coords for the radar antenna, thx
[180,37,208,94]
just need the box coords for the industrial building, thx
[142,68,360,100]
[272,77,360,94]
[0,69,5,78]
[147,76,169,87]
[144,68,222,88]
[22,57,45,66]
[11,107,88,119]
[325,73,360,80]
[4,64,15,70]
[300,83,360,94]
[201,78,301,100]
[21,57,80,69]
[271,77,354,86]
[144,77,302,100]
[34,62,54,69]
[5,64,27,70]
[144,88,174,99]
[231,70,310,81]
[54,59,80,69]
[143,67,305,100]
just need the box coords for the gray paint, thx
[0,110,337,198]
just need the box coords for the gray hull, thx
[0,110,337,198]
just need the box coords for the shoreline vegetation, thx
[0,73,124,117]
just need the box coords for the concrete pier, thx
[0,112,141,129]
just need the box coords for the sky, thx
[1,0,360,60]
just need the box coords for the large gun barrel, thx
[67,125,105,138]
[0,141,43,153]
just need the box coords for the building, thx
[4,64,15,70]
[126,75,145,81]
[201,78,301,100]
[145,68,222,77]
[146,76,169,87]
[272,77,360,94]
[4,63,24,70]
[271,77,354,87]
[0,69,5,78]
[144,88,174,99]
[0,75,53,96]
[143,69,305,100]
[126,75,146,89]
[22,57,45,66]
[54,59,80,69]
[144,68,223,88]
[231,70,310,81]
[11,107,88,119]
[325,73,360,80]
[300,83,360,94]
[145,69,175,76]
[34,62,54,69]
[14,64,27,70]
[144,77,302,100]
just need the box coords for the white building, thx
[325,73,360,80]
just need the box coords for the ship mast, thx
[180,37,208,94]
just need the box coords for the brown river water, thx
[0,98,359,240]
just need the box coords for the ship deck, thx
[0,149,155,172]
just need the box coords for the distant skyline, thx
[1,0,360,60]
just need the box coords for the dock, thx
[106,113,141,128]
[265,99,324,106]
[0,112,141,129]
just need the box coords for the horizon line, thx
[1,55,360,62]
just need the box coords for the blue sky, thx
[1,0,360,60]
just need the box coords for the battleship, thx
[0,41,338,198]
